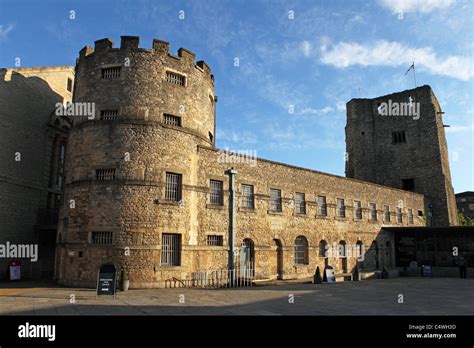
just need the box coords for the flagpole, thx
[413,62,417,88]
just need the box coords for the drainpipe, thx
[226,167,237,270]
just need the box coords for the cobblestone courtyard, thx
[0,278,473,316]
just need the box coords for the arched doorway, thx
[241,238,255,276]
[273,239,283,280]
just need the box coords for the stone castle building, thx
[346,88,458,227]
[0,36,458,286]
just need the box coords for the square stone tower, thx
[345,85,458,227]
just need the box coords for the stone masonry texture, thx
[345,86,458,227]
[54,36,430,288]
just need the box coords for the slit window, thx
[67,78,73,92]
[96,168,116,181]
[165,71,185,86]
[102,66,121,79]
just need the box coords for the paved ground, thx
[0,277,473,315]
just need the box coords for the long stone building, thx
[51,36,445,288]
[0,36,459,287]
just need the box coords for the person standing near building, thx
[459,255,468,279]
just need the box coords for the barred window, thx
[161,233,181,266]
[354,200,362,220]
[270,189,282,212]
[165,172,182,201]
[91,231,113,245]
[163,113,181,126]
[102,66,121,79]
[392,131,406,144]
[206,235,223,246]
[408,208,414,224]
[165,71,185,86]
[384,205,391,222]
[294,236,308,265]
[337,198,346,218]
[241,184,254,209]
[317,196,327,216]
[396,207,403,223]
[100,110,119,120]
[295,192,306,214]
[369,203,377,221]
[210,180,223,206]
[96,168,116,181]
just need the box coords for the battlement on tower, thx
[78,36,213,78]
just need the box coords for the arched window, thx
[319,240,328,258]
[356,241,364,259]
[338,241,346,257]
[295,236,309,265]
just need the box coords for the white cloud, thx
[0,24,14,40]
[301,40,312,57]
[379,0,455,13]
[320,40,474,81]
[300,106,334,115]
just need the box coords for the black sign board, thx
[421,264,433,277]
[96,264,117,297]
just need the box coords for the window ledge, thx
[267,210,283,215]
[238,207,256,213]
[316,214,329,219]
[206,204,225,210]
[353,218,363,222]
[335,217,348,221]
[293,212,308,217]
[156,200,180,206]
[159,266,182,270]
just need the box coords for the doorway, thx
[274,239,283,280]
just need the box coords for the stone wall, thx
[0,66,74,279]
[345,85,458,227]
[56,37,425,288]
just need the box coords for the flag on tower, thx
[404,62,415,76]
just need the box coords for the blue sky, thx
[1,0,473,192]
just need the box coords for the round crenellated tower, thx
[55,36,217,288]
